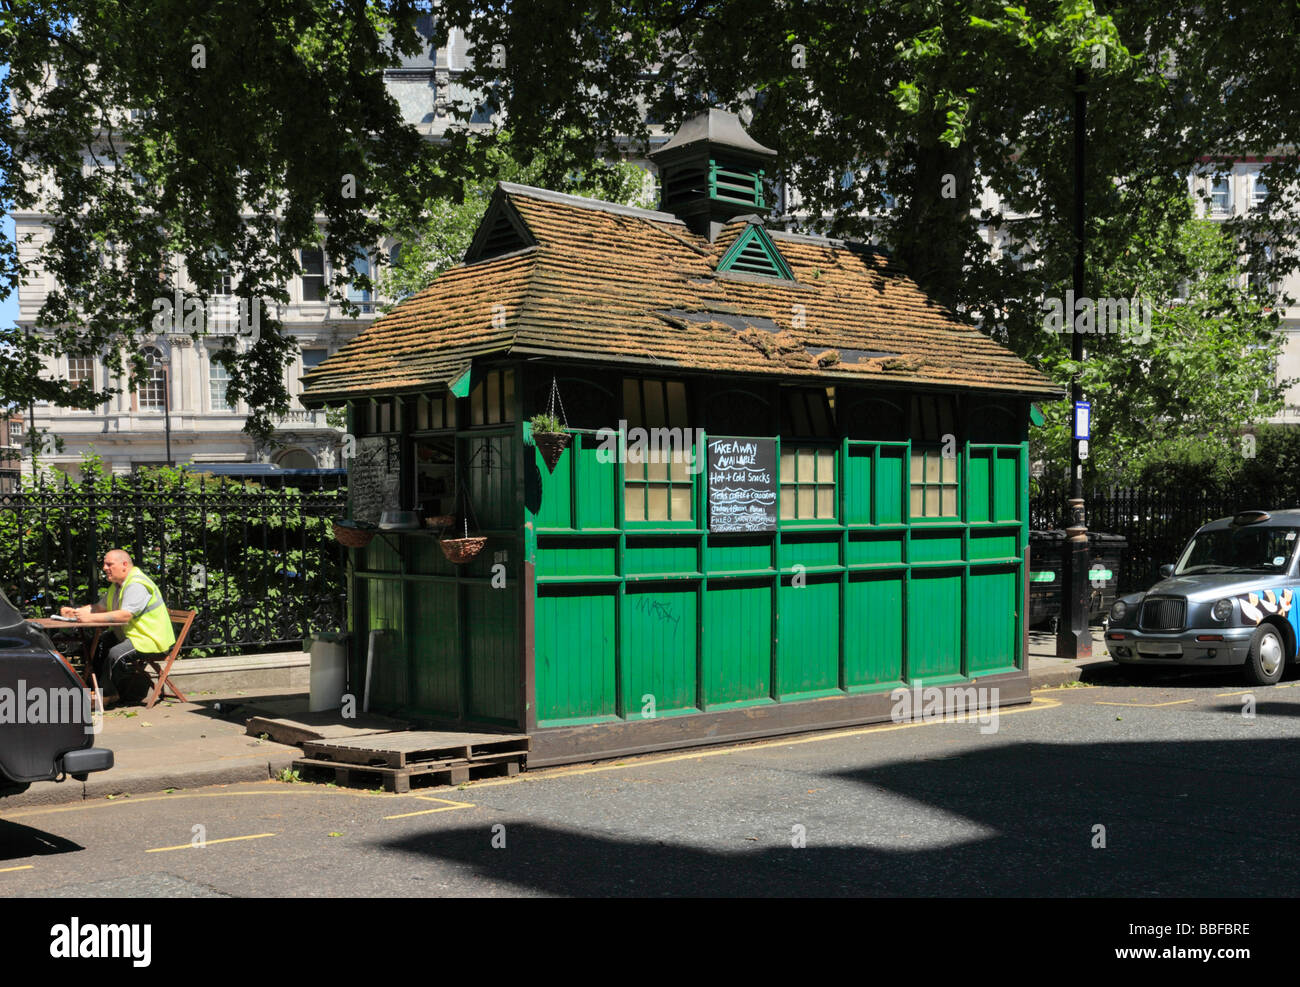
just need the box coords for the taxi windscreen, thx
[1177,526,1300,575]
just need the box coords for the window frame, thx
[779,443,838,524]
[621,377,695,528]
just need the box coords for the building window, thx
[469,368,516,426]
[68,356,94,390]
[138,346,167,411]
[623,378,693,523]
[300,248,325,302]
[1210,176,1231,217]
[780,447,836,520]
[414,392,456,431]
[910,394,958,519]
[783,387,836,436]
[302,348,328,373]
[1253,175,1269,209]
[347,247,373,312]
[209,358,231,411]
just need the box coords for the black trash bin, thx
[1087,531,1128,622]
[1028,530,1066,629]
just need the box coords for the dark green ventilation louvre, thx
[716,225,795,280]
[710,160,767,209]
[465,195,537,263]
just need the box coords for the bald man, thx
[63,550,176,703]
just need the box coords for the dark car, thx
[1105,510,1300,685]
[0,589,113,798]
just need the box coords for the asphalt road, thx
[3,670,1300,898]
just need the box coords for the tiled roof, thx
[300,182,1060,405]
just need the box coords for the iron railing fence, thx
[1031,483,1264,594]
[0,472,348,657]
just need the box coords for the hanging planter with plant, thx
[530,376,571,472]
[332,519,375,549]
[439,481,487,564]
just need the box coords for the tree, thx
[376,130,655,305]
[0,0,439,435]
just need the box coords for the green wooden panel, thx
[994,449,1020,522]
[365,577,407,709]
[847,532,904,566]
[969,531,1017,561]
[363,536,401,573]
[705,537,772,573]
[777,576,839,696]
[533,435,573,529]
[625,538,697,575]
[969,567,1018,673]
[575,436,616,529]
[778,534,839,569]
[536,538,616,578]
[623,585,698,714]
[409,536,457,576]
[967,450,992,523]
[845,573,903,686]
[468,433,518,531]
[407,581,460,718]
[464,583,518,724]
[907,571,962,680]
[536,586,616,724]
[876,447,904,524]
[703,580,772,704]
[911,531,963,562]
[843,446,873,524]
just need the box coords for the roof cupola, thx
[649,108,778,241]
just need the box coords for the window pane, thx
[941,487,958,516]
[669,445,690,482]
[623,378,642,429]
[910,486,924,517]
[487,371,500,425]
[797,450,815,482]
[781,486,795,519]
[666,381,688,427]
[817,448,834,481]
[789,393,810,434]
[817,486,835,518]
[941,454,956,483]
[925,453,940,482]
[648,484,669,520]
[910,452,924,482]
[808,395,829,435]
[445,394,456,428]
[798,487,814,517]
[502,370,515,421]
[625,486,646,522]
[471,380,484,425]
[647,456,668,481]
[301,249,325,301]
[417,397,429,430]
[670,484,692,520]
[780,450,794,482]
[644,381,666,428]
[430,397,443,430]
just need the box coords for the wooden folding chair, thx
[88,609,196,709]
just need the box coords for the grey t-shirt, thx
[98,581,151,640]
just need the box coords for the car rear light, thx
[1197,634,1225,642]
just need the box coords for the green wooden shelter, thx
[300,109,1061,765]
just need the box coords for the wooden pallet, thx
[301,730,529,769]
[293,751,521,793]
[294,730,530,793]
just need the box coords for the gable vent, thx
[465,195,537,263]
[717,225,795,281]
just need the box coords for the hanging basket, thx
[533,431,571,472]
[424,514,456,530]
[333,520,375,549]
[440,535,487,564]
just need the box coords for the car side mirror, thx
[1159,564,1175,578]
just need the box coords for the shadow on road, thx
[0,818,85,861]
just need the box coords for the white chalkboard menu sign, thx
[707,437,777,532]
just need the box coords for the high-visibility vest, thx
[108,568,176,655]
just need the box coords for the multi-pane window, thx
[67,357,93,389]
[1253,175,1269,209]
[1210,176,1231,217]
[300,248,325,302]
[910,394,958,519]
[623,378,693,523]
[139,346,166,410]
[780,447,836,520]
[469,369,516,426]
[209,358,231,411]
[414,392,457,431]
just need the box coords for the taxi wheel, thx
[1244,625,1286,686]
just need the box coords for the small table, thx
[30,616,128,685]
